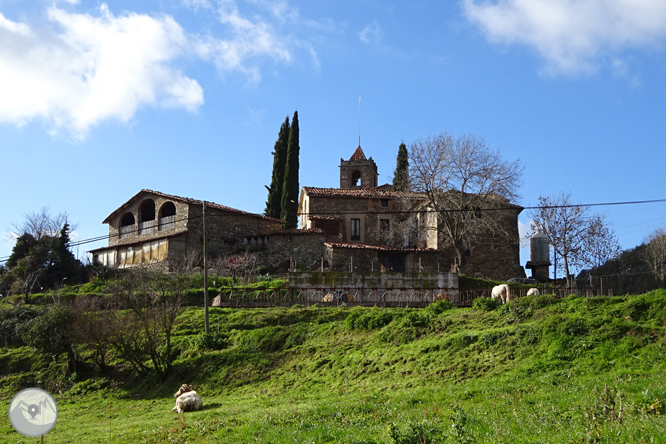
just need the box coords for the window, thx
[352,170,361,186]
[351,218,361,240]
[380,219,390,232]
[381,199,389,207]
[465,249,471,257]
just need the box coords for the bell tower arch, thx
[339,146,378,189]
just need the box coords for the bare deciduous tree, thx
[642,227,666,287]
[530,192,620,288]
[106,265,187,380]
[8,206,76,242]
[215,251,259,283]
[409,133,524,266]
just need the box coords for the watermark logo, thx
[8,388,59,437]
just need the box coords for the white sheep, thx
[526,288,539,296]
[491,284,510,304]
[173,384,203,413]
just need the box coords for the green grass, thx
[2,291,666,442]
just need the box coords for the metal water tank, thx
[530,231,550,263]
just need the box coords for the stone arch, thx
[138,199,156,223]
[159,201,176,218]
[351,170,361,186]
[120,212,135,227]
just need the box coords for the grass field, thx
[2,290,666,443]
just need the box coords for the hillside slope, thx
[1,291,666,443]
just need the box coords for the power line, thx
[1,197,664,264]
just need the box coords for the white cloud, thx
[462,0,666,75]
[0,5,203,138]
[182,0,212,10]
[192,0,292,86]
[359,19,382,44]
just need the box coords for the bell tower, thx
[340,146,378,189]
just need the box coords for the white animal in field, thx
[491,284,510,304]
[526,288,539,296]
[173,384,203,413]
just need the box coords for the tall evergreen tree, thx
[281,111,300,229]
[392,142,410,191]
[264,116,290,218]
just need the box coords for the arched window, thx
[352,170,361,186]
[120,212,135,226]
[139,199,156,223]
[159,201,177,231]
[119,212,135,239]
[138,199,156,235]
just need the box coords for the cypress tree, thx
[264,116,290,218]
[281,111,300,229]
[392,142,410,191]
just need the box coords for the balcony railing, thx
[159,215,176,231]
[139,220,156,235]
[119,225,134,239]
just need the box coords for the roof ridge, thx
[349,146,366,161]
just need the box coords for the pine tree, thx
[392,142,410,191]
[281,111,300,229]
[264,116,290,218]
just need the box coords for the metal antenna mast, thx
[358,96,361,147]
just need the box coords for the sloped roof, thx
[270,228,324,235]
[302,186,427,199]
[349,146,366,161]
[324,241,437,252]
[102,189,284,224]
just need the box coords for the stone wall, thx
[455,208,526,280]
[261,232,326,270]
[289,271,458,291]
[339,157,378,189]
[107,193,190,247]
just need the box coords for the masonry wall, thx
[107,193,189,247]
[339,158,378,189]
[456,208,525,280]
[260,233,326,270]
[289,271,458,291]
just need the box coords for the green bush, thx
[428,300,454,315]
[399,310,431,328]
[472,297,499,311]
[190,332,229,351]
[345,308,394,330]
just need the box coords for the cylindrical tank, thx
[530,231,550,263]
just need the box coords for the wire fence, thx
[210,285,615,308]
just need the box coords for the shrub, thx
[400,310,431,328]
[429,300,454,315]
[190,332,229,351]
[472,297,499,311]
[345,308,394,330]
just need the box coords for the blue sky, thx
[1,0,665,277]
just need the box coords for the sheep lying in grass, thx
[173,384,203,413]
[526,288,540,296]
[491,284,510,304]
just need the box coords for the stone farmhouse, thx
[89,190,285,268]
[298,146,525,279]
[91,146,525,280]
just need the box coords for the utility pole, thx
[203,201,209,334]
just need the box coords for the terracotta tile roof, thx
[270,228,324,235]
[349,146,366,161]
[308,215,343,221]
[103,189,284,224]
[302,187,427,199]
[324,241,437,252]
[88,230,188,252]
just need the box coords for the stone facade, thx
[297,146,526,281]
[339,146,379,189]
[90,189,283,268]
